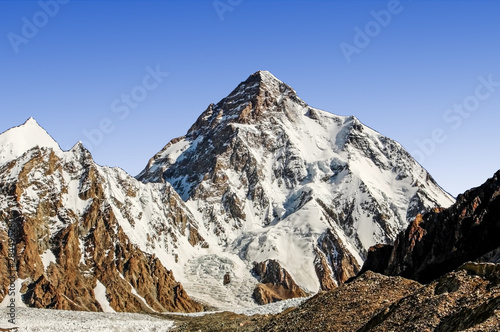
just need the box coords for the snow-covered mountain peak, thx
[255,70,280,81]
[0,118,205,313]
[70,140,89,154]
[137,71,455,303]
[185,71,305,137]
[235,70,297,100]
[0,73,458,310]
[0,117,62,166]
[25,116,37,125]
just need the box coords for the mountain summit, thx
[187,70,301,135]
[0,117,61,165]
[138,71,455,304]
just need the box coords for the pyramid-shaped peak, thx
[24,117,38,125]
[240,70,287,90]
[186,71,306,135]
[227,70,297,101]
[0,117,62,165]
[251,70,282,83]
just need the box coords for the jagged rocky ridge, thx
[0,119,202,312]
[138,70,454,302]
[362,169,500,283]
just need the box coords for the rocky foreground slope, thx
[168,264,500,331]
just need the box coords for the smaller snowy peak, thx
[0,117,62,165]
[70,141,89,155]
[24,117,37,125]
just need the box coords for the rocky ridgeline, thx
[0,133,202,312]
[362,169,500,283]
[170,264,500,331]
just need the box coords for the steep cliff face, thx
[138,70,454,299]
[0,119,202,312]
[361,170,500,283]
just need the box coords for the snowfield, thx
[0,308,175,332]
[0,297,310,331]
[164,295,310,318]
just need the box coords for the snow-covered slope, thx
[138,70,455,300]
[0,308,175,332]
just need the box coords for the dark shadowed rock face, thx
[251,259,307,305]
[223,272,231,285]
[362,170,500,283]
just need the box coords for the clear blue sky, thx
[1,0,499,197]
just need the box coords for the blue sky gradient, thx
[1,0,499,196]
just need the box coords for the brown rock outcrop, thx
[260,265,500,332]
[223,272,231,285]
[360,264,500,331]
[251,259,307,305]
[170,265,500,331]
[314,228,360,290]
